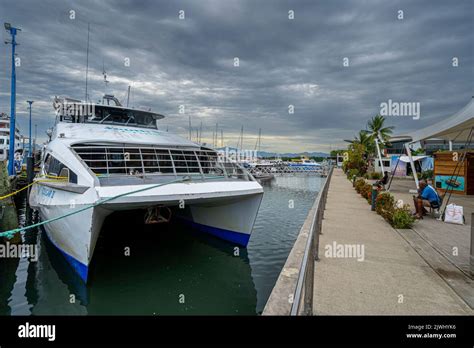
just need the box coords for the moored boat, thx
[29,95,263,282]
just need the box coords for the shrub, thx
[375,192,395,222]
[347,168,360,180]
[420,169,434,181]
[354,178,366,193]
[370,172,382,180]
[391,205,415,229]
[344,143,368,176]
[360,183,372,203]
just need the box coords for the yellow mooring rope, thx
[0,176,67,201]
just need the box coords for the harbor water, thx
[0,175,322,315]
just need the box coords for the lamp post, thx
[4,22,21,176]
[27,101,33,155]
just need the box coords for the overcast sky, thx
[0,0,472,153]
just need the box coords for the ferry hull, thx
[30,182,263,283]
[176,193,263,247]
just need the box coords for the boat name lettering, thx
[41,186,56,199]
[104,126,160,135]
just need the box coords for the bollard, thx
[352,175,356,187]
[371,185,378,211]
[470,213,474,277]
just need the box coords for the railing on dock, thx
[247,165,328,176]
[262,165,333,315]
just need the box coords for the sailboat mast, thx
[188,115,192,140]
[126,85,131,107]
[199,121,202,144]
[240,125,244,151]
[85,23,90,102]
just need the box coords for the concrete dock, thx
[312,169,472,314]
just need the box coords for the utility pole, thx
[4,23,21,175]
[215,123,218,147]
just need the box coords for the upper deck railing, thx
[71,144,253,183]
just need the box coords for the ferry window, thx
[86,106,158,128]
[0,139,3,144]
[44,154,78,184]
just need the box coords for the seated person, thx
[375,171,389,190]
[413,180,441,218]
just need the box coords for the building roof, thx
[408,97,474,144]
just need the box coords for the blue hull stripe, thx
[43,228,89,283]
[179,219,251,247]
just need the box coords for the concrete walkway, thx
[313,169,472,315]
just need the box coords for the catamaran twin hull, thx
[29,180,263,283]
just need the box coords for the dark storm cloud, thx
[0,0,472,152]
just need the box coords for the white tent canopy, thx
[398,155,428,163]
[408,97,474,144]
[404,97,474,189]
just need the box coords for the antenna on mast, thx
[102,59,109,97]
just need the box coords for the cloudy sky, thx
[0,0,472,153]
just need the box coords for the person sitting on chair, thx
[375,171,389,190]
[413,180,441,219]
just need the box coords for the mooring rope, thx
[0,175,226,239]
[0,177,68,201]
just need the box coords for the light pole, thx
[4,22,21,176]
[27,101,33,155]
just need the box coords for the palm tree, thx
[351,130,374,154]
[366,114,394,146]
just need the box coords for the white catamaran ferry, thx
[29,95,263,282]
